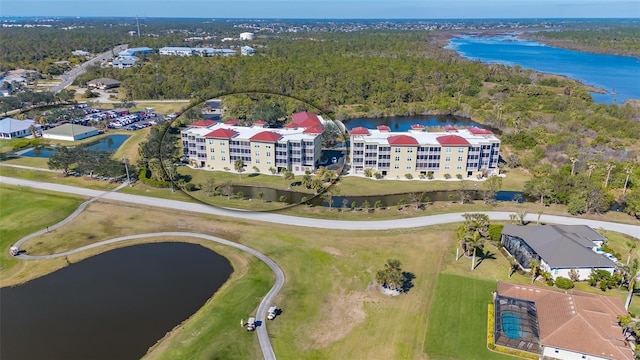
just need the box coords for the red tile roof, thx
[377,125,391,131]
[436,135,470,146]
[388,134,418,146]
[224,119,240,125]
[291,111,321,128]
[285,123,298,129]
[497,282,633,360]
[191,120,216,127]
[444,125,457,131]
[410,124,425,129]
[250,131,282,142]
[349,127,370,135]
[205,128,238,139]
[253,120,267,125]
[303,125,324,134]
[468,127,493,135]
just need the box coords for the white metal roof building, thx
[0,118,40,139]
[42,124,100,141]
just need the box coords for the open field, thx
[424,274,513,360]
[2,184,639,359]
[0,185,84,281]
[0,165,118,191]
[131,101,190,115]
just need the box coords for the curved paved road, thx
[16,232,283,360]
[2,176,639,238]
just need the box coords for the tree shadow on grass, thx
[474,248,497,269]
[402,272,415,293]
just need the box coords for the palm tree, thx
[604,161,616,188]
[570,156,578,176]
[465,231,485,271]
[509,258,520,278]
[234,159,245,179]
[529,259,541,284]
[623,164,633,195]
[586,159,597,179]
[302,171,313,189]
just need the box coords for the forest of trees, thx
[3,19,640,217]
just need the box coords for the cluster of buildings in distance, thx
[109,45,255,69]
[181,110,501,179]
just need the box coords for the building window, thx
[445,164,450,170]
[266,152,271,156]
[394,164,399,169]
[458,156,463,161]
[395,148,401,153]
[255,151,260,156]
[395,156,400,161]
[254,144,259,148]
[210,148,215,153]
[406,164,411,169]
[221,149,225,153]
[407,148,413,153]
[445,156,450,162]
[458,147,465,153]
[256,159,260,164]
[210,155,215,160]
[222,156,226,161]
[267,160,271,165]
[208,139,214,144]
[407,157,412,161]
[220,141,226,145]
[446,148,452,153]
[457,164,462,170]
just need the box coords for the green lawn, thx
[424,273,513,360]
[146,256,270,360]
[0,166,118,191]
[0,184,84,275]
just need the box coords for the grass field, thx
[424,274,512,360]
[2,184,638,360]
[0,185,84,282]
[0,165,118,191]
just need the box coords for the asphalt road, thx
[2,176,639,238]
[51,44,128,93]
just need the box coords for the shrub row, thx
[138,168,170,188]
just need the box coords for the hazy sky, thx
[2,0,639,18]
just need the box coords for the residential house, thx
[500,224,616,280]
[494,281,632,360]
[349,126,500,179]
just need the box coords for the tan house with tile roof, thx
[495,281,632,360]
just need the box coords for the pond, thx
[19,134,131,158]
[228,184,531,208]
[343,115,485,132]
[0,242,233,360]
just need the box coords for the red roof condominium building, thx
[349,126,500,179]
[181,113,324,174]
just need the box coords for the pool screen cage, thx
[494,294,541,353]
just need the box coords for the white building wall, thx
[547,266,615,281]
[542,345,610,360]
